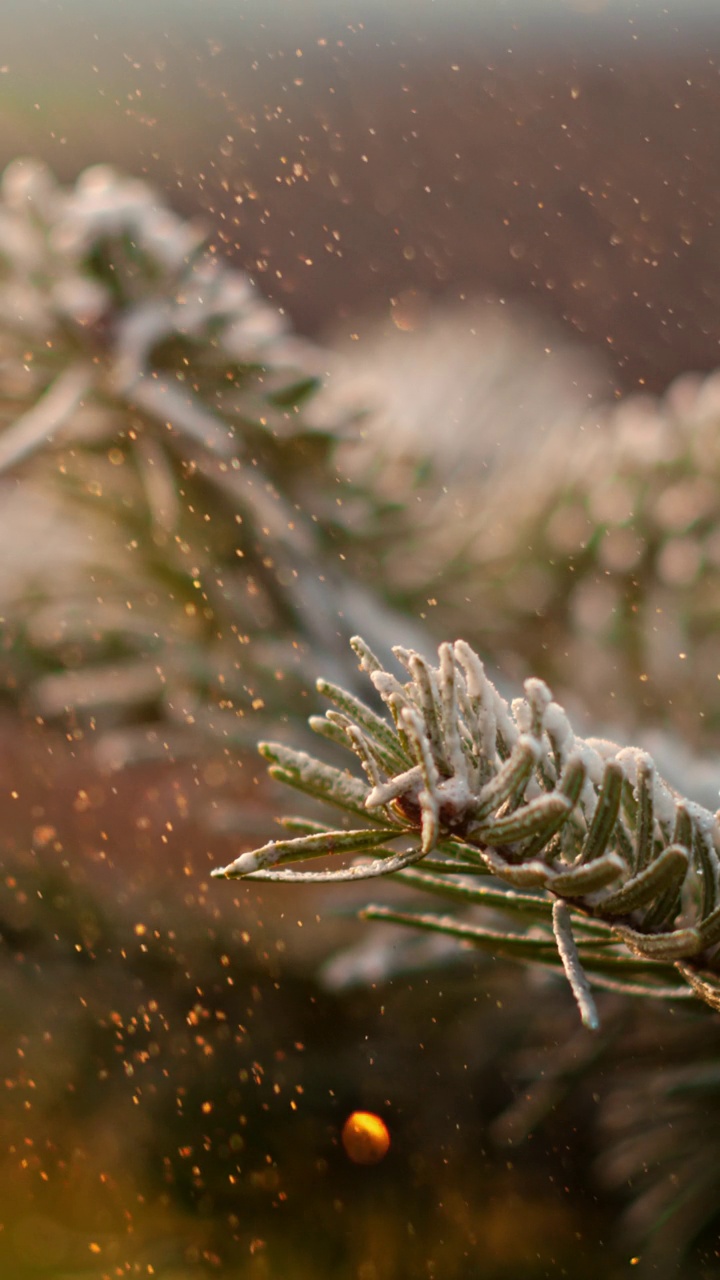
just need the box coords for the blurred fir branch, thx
[489,993,720,1272]
[214,635,720,1026]
[0,158,412,761]
[337,321,720,747]
[451,370,720,747]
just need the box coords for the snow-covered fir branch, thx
[213,636,720,1027]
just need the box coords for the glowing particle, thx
[341,1111,390,1164]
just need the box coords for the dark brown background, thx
[2,2,719,397]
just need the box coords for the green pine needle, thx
[213,636,720,1026]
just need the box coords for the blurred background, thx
[3,2,720,1277]
[4,0,720,392]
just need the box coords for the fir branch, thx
[0,159,404,747]
[213,636,720,1025]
